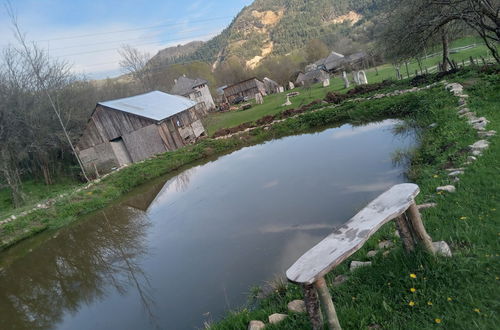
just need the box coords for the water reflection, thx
[0,207,156,329]
[0,120,416,330]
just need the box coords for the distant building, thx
[171,75,216,111]
[223,78,267,103]
[263,77,281,94]
[295,69,330,86]
[76,91,206,175]
[309,51,368,73]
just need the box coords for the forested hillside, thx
[165,0,389,68]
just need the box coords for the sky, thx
[0,0,253,79]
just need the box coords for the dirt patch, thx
[251,10,284,25]
[256,115,276,125]
[329,11,362,25]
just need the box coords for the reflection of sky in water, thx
[0,120,416,330]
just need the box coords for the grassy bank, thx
[209,71,500,329]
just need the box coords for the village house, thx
[76,91,206,176]
[309,50,369,74]
[263,77,281,94]
[295,68,330,86]
[223,77,267,103]
[171,75,216,111]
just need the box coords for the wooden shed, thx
[223,78,266,103]
[76,91,207,176]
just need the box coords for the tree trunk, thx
[2,166,24,208]
[441,29,450,71]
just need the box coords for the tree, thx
[305,39,330,63]
[118,44,156,90]
[378,0,499,67]
[6,2,90,183]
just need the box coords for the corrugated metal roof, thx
[98,91,196,121]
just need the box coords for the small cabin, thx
[171,75,216,111]
[76,91,206,176]
[223,78,266,103]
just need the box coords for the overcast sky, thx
[0,0,253,79]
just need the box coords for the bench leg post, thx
[395,214,416,252]
[314,277,342,330]
[303,283,323,330]
[406,202,435,254]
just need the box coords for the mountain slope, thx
[159,0,387,68]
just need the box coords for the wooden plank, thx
[286,183,420,284]
[315,277,341,330]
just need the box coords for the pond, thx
[0,119,416,330]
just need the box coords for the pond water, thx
[0,120,416,330]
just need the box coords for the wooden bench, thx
[286,183,435,330]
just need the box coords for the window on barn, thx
[176,117,183,127]
[194,91,202,98]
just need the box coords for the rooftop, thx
[98,91,196,121]
[171,76,208,96]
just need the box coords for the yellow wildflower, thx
[437,191,443,195]
[409,301,415,306]
[410,288,417,293]
[433,175,439,178]
[447,297,452,301]
[491,208,496,211]
[496,276,499,280]
[427,301,433,306]
[460,216,467,220]
[473,308,480,313]
[435,318,442,324]
[410,273,417,279]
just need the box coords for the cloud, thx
[262,180,279,189]
[343,181,398,193]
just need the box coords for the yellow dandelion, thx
[435,318,442,324]
[491,208,496,211]
[437,191,443,195]
[473,308,480,313]
[495,276,499,280]
[460,216,467,220]
[410,273,417,279]
[410,288,417,293]
[427,301,433,306]
[86,191,93,195]
[433,175,439,178]
[409,301,415,306]
[447,297,452,301]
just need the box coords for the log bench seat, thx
[286,183,436,330]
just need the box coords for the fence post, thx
[303,284,323,330]
[315,277,342,330]
[405,202,435,254]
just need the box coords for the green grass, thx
[208,70,500,329]
[0,178,77,219]
[203,37,492,135]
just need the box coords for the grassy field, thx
[209,69,500,329]
[203,37,492,135]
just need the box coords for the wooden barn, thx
[76,91,206,175]
[223,78,266,103]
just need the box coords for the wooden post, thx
[303,284,323,330]
[93,162,100,179]
[395,214,416,252]
[405,62,410,78]
[405,202,435,254]
[314,277,342,330]
[470,56,475,66]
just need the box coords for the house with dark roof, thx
[76,91,206,176]
[295,69,330,86]
[171,75,215,112]
[313,51,345,72]
[308,51,368,73]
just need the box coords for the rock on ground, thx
[332,274,349,286]
[378,240,393,249]
[287,300,306,313]
[436,185,456,193]
[469,140,489,151]
[248,320,265,330]
[268,313,287,324]
[367,250,378,258]
[417,203,437,210]
[350,261,372,271]
[433,241,452,257]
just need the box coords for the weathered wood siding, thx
[76,104,206,177]
[223,78,266,103]
[123,124,167,162]
[77,105,155,150]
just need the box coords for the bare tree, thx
[118,44,154,90]
[5,2,90,182]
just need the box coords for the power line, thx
[54,31,218,58]
[37,16,232,42]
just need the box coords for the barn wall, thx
[77,141,120,176]
[223,79,267,103]
[122,124,167,162]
